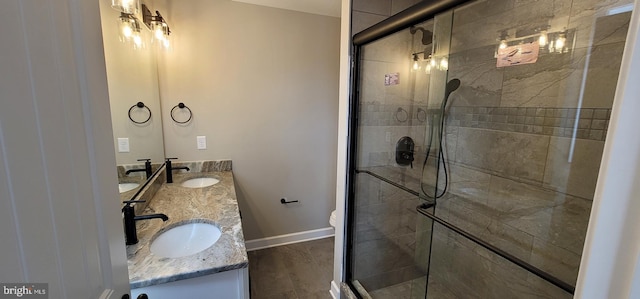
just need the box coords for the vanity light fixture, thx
[494,30,511,58]
[410,52,448,74]
[142,4,171,49]
[424,54,432,74]
[497,28,571,55]
[119,13,144,49]
[497,30,509,50]
[412,54,420,71]
[538,30,548,47]
[499,39,508,49]
[554,32,567,53]
[112,0,139,14]
[439,57,448,71]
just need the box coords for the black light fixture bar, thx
[141,3,170,34]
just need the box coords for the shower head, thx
[446,78,461,97]
[410,26,433,45]
[442,78,461,111]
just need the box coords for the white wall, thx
[156,0,341,240]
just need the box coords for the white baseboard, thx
[245,227,335,251]
[330,280,341,299]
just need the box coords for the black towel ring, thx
[417,108,427,122]
[395,107,409,122]
[128,102,152,124]
[171,102,192,124]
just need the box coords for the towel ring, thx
[395,107,409,122]
[417,108,427,122]
[170,102,192,124]
[128,102,152,124]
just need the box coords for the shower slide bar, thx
[416,205,575,295]
[354,169,574,294]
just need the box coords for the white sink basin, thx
[181,177,220,188]
[150,222,221,258]
[118,183,140,193]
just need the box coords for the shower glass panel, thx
[426,1,633,297]
[347,0,633,298]
[348,11,454,298]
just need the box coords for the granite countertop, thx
[126,166,248,289]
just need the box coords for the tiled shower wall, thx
[425,2,632,295]
[356,0,632,199]
[445,0,632,200]
[352,0,423,34]
[351,0,633,296]
[356,21,434,169]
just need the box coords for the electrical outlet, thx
[197,136,207,150]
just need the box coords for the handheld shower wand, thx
[421,78,461,199]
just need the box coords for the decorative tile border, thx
[359,102,426,126]
[448,106,611,141]
[358,102,611,141]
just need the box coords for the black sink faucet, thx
[125,158,153,179]
[122,200,168,245]
[165,158,190,183]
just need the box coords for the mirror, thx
[98,1,166,201]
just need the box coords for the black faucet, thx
[125,158,153,179]
[122,200,168,245]
[165,158,190,183]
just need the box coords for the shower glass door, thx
[347,0,633,298]
[423,0,632,297]
[347,10,454,298]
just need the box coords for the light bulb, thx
[440,58,448,70]
[133,34,142,48]
[122,23,133,38]
[430,58,437,67]
[113,0,139,14]
[162,38,170,49]
[499,39,508,49]
[154,27,164,40]
[425,63,431,74]
[555,34,566,53]
[411,54,420,71]
[538,31,548,47]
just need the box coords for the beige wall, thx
[156,0,340,240]
[99,0,165,165]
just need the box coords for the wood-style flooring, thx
[248,237,335,299]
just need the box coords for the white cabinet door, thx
[0,0,130,298]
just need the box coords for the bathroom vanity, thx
[125,160,249,299]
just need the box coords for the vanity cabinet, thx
[131,268,249,299]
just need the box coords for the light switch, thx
[118,138,130,152]
[197,136,207,150]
